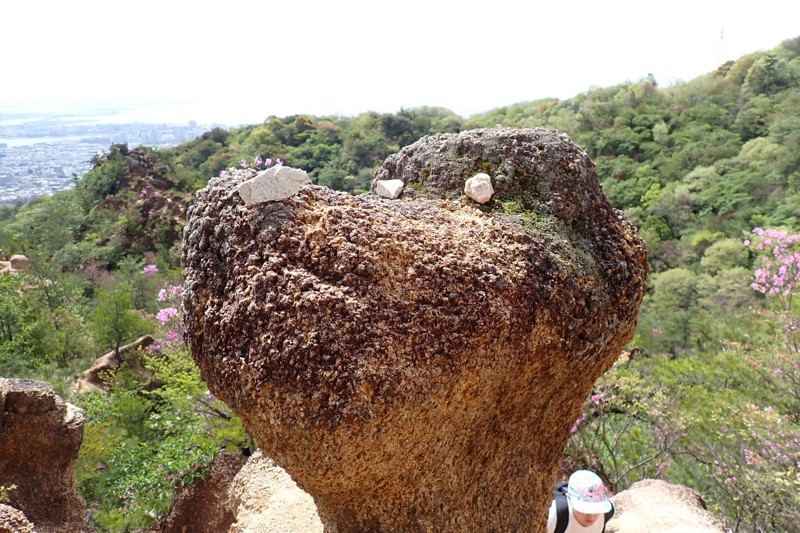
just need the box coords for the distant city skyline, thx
[0,111,213,204]
[3,1,800,126]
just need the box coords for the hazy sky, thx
[2,1,799,125]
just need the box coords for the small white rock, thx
[464,173,494,204]
[376,179,404,199]
[236,166,311,205]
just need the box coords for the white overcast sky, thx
[2,1,799,125]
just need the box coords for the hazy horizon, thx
[3,1,800,127]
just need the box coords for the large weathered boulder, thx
[182,128,648,531]
[227,450,323,533]
[608,479,726,533]
[0,378,92,532]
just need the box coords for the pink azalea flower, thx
[156,307,179,324]
[142,264,158,276]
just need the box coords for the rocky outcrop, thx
[608,479,726,533]
[0,504,35,533]
[73,335,156,393]
[0,254,30,276]
[0,378,92,532]
[182,128,648,531]
[227,451,323,533]
[83,146,191,270]
[153,452,248,533]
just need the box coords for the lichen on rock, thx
[182,128,648,531]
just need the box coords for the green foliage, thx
[0,274,39,371]
[78,144,131,208]
[566,366,689,491]
[690,400,800,532]
[90,281,154,358]
[0,484,17,504]
[77,384,220,531]
[76,292,246,531]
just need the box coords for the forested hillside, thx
[1,37,799,531]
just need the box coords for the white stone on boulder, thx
[236,166,311,206]
[375,179,404,199]
[464,173,494,204]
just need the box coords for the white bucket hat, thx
[566,470,612,514]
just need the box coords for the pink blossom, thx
[142,264,158,276]
[276,158,283,166]
[219,170,228,178]
[156,307,179,324]
[240,159,248,169]
[254,155,263,167]
[264,157,272,167]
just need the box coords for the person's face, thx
[573,510,602,527]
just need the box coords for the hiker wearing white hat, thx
[547,470,615,533]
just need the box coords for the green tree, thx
[0,273,39,373]
[78,144,131,208]
[91,281,153,360]
[640,268,715,355]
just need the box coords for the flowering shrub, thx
[565,371,688,491]
[141,264,158,276]
[747,227,800,302]
[76,271,246,531]
[220,155,283,178]
[745,228,800,422]
[697,403,800,532]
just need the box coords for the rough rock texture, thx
[227,451,323,533]
[182,128,648,531]
[608,479,726,533]
[153,452,248,533]
[236,166,311,206]
[0,254,30,276]
[0,504,35,533]
[0,379,93,532]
